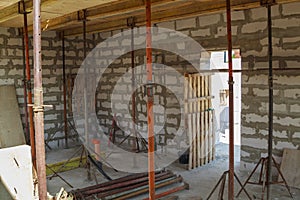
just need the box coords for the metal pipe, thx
[22,0,36,168]
[113,176,183,200]
[95,174,176,199]
[143,182,188,200]
[62,31,68,148]
[267,4,273,200]
[21,28,29,144]
[33,0,47,199]
[73,170,166,193]
[226,0,234,199]
[130,18,138,152]
[145,0,155,199]
[84,171,172,196]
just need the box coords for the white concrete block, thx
[157,21,175,30]
[282,2,300,15]
[244,113,268,123]
[272,18,300,29]
[45,114,58,121]
[0,68,5,76]
[176,18,196,30]
[250,7,266,20]
[223,10,245,21]
[275,141,298,149]
[290,104,300,112]
[7,38,21,46]
[273,116,300,127]
[191,28,210,37]
[242,137,267,149]
[198,14,220,27]
[284,89,299,99]
[241,126,256,135]
[241,21,267,33]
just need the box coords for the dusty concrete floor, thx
[46,143,300,199]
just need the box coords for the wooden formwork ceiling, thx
[0,0,299,36]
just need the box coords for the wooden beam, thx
[0,0,56,24]
[27,0,186,32]
[63,0,258,36]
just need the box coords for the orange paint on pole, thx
[145,0,155,199]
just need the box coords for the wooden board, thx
[279,148,300,189]
[0,85,25,148]
[184,74,215,170]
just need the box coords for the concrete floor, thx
[46,143,300,199]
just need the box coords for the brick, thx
[294,132,300,139]
[165,55,177,62]
[191,28,210,37]
[282,2,300,15]
[223,10,245,21]
[273,116,300,127]
[284,89,300,99]
[244,113,268,123]
[8,68,22,76]
[43,77,57,84]
[176,18,196,30]
[100,31,112,39]
[198,14,220,27]
[290,104,300,112]
[273,18,300,29]
[242,137,267,149]
[0,69,5,76]
[275,76,300,86]
[7,38,21,46]
[241,21,267,33]
[152,33,168,42]
[250,7,266,21]
[275,141,297,149]
[45,114,58,121]
[44,95,57,102]
[157,21,175,30]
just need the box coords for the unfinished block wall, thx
[0,1,299,168]
[0,28,96,147]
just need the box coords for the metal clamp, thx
[28,104,53,112]
[77,9,87,21]
[18,1,31,14]
[260,0,276,7]
[127,17,136,27]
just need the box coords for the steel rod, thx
[267,4,273,200]
[96,174,176,199]
[62,31,68,148]
[145,0,155,199]
[84,171,172,196]
[130,19,138,152]
[113,176,182,200]
[226,0,234,199]
[142,183,188,200]
[22,1,36,168]
[21,28,29,144]
[73,170,166,194]
[33,0,47,198]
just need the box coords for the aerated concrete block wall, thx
[0,28,96,147]
[0,1,299,167]
[160,1,300,169]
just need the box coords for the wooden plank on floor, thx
[279,148,300,189]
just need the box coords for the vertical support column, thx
[81,10,92,181]
[21,28,29,143]
[145,0,155,199]
[33,0,47,199]
[62,31,68,148]
[267,4,273,200]
[21,0,36,168]
[226,0,234,199]
[129,17,138,151]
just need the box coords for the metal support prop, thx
[21,0,36,168]
[81,10,92,181]
[21,28,29,144]
[129,17,139,152]
[267,4,273,200]
[62,31,68,148]
[33,0,47,199]
[226,0,235,199]
[145,0,155,199]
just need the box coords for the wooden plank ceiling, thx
[0,0,299,36]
